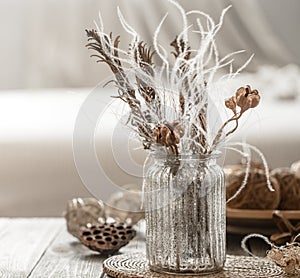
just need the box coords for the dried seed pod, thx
[235,85,260,112]
[153,122,180,155]
[79,222,136,255]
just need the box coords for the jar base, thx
[149,265,223,276]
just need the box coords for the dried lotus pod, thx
[271,168,300,210]
[79,222,136,255]
[64,197,106,238]
[226,168,280,209]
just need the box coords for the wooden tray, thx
[226,208,300,235]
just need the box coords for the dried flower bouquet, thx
[85,1,261,158]
[85,1,278,274]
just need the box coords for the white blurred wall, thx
[0,0,299,90]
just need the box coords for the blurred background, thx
[0,0,300,216]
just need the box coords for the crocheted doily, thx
[103,253,285,278]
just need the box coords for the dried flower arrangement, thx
[83,1,282,274]
[85,1,262,159]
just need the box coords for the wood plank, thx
[28,227,104,277]
[120,221,146,254]
[0,218,63,278]
[29,221,147,278]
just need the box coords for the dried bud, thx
[153,122,181,155]
[166,131,180,146]
[153,125,168,145]
[225,96,237,113]
[160,126,168,145]
[236,85,260,111]
[249,89,260,108]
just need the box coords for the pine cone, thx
[79,222,136,255]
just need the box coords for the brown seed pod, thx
[235,85,260,112]
[79,222,136,255]
[153,122,181,155]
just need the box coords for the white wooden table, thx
[0,218,268,277]
[0,218,146,278]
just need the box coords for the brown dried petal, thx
[236,87,245,99]
[225,96,237,112]
[160,126,168,144]
[166,131,180,146]
[236,91,249,111]
[249,91,260,108]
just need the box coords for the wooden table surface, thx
[0,218,269,278]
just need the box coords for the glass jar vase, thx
[144,153,226,275]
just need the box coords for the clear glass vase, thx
[144,153,226,275]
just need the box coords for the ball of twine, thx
[226,167,280,209]
[271,168,300,210]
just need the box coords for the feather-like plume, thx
[86,1,263,159]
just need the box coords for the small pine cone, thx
[79,222,136,255]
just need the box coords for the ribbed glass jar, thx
[144,153,226,275]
